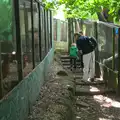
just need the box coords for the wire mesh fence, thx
[0,0,53,99]
[53,18,68,52]
[61,18,120,90]
[73,19,120,90]
[53,18,68,42]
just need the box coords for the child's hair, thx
[79,30,83,35]
[74,33,80,37]
[71,43,76,46]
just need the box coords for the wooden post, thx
[112,28,115,70]
[31,0,35,68]
[68,18,72,52]
[38,3,42,61]
[94,21,101,78]
[14,0,23,81]
[117,27,120,95]
[24,2,29,53]
[0,42,3,99]
[44,8,47,55]
[50,10,53,48]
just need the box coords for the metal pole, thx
[24,2,29,53]
[117,27,120,95]
[11,0,16,49]
[112,28,115,70]
[14,0,23,81]
[94,21,100,78]
[47,10,50,50]
[50,10,52,48]
[31,0,35,68]
[71,18,74,42]
[0,42,2,99]
[44,8,47,55]
[38,3,42,61]
[68,18,71,52]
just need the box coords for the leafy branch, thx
[43,0,120,22]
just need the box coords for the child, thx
[69,43,78,71]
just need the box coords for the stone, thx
[75,85,115,96]
[76,101,89,108]
[57,70,68,76]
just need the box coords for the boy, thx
[69,43,78,71]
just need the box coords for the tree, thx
[43,0,120,22]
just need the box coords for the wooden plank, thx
[75,86,115,96]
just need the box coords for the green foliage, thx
[109,0,120,21]
[0,0,12,40]
[43,0,120,21]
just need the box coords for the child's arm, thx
[77,47,82,54]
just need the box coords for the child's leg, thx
[81,54,84,68]
[74,58,77,69]
[70,57,73,69]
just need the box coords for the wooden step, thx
[62,63,81,66]
[61,60,81,63]
[60,55,70,59]
[63,66,81,68]
[75,85,115,96]
[75,81,105,86]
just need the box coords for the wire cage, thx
[0,0,53,98]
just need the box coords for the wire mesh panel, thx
[63,21,68,41]
[19,0,34,77]
[0,0,53,99]
[53,18,68,52]
[79,19,83,31]
[0,0,19,97]
[60,21,64,41]
[97,22,114,69]
[60,21,67,42]
[83,20,95,37]
[114,27,119,71]
[33,1,40,65]
[74,19,81,32]
[53,19,57,41]
[40,6,46,59]
[47,10,51,50]
[97,22,119,89]
[72,19,75,33]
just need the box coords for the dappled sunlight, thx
[90,86,100,92]
[54,5,65,21]
[95,76,104,81]
[89,86,120,108]
[54,83,59,85]
[93,95,120,108]
[99,118,112,120]
[76,116,81,119]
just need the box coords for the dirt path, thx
[60,54,120,120]
[27,61,75,120]
[27,58,120,120]
[75,81,120,120]
[75,94,120,120]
